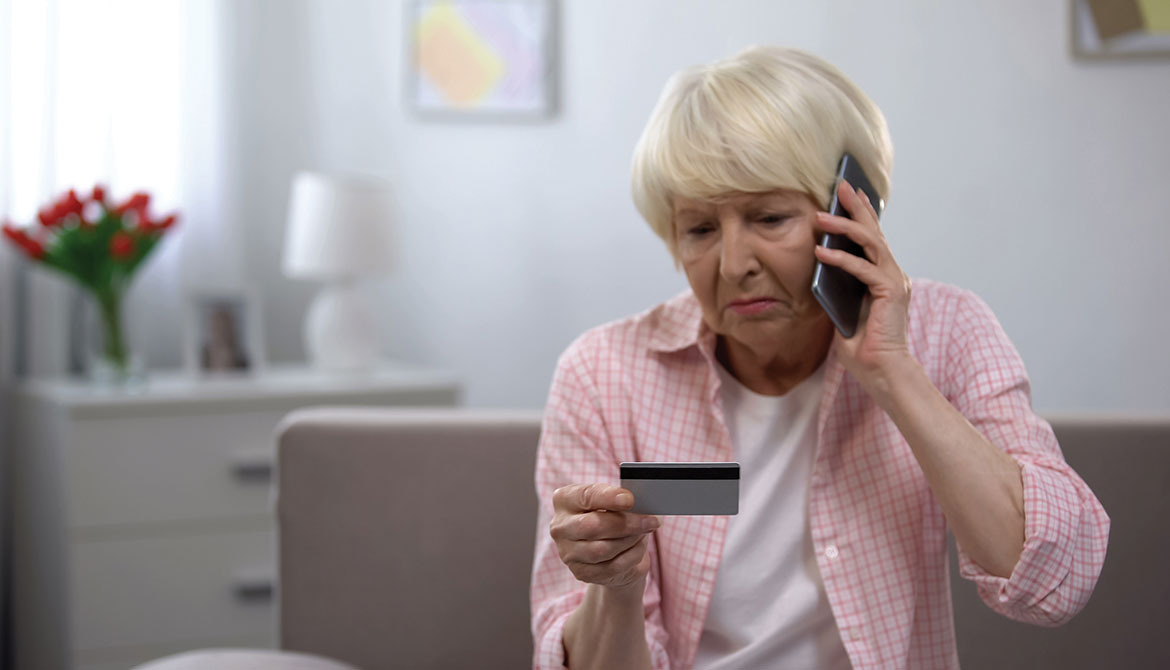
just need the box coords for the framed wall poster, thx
[1072,0,1170,59]
[182,290,265,375]
[407,0,558,119]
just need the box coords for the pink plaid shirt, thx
[530,279,1110,670]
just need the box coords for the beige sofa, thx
[275,408,1168,669]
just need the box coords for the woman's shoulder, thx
[907,278,1007,355]
[556,290,701,373]
[909,278,998,322]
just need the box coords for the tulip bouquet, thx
[2,186,178,378]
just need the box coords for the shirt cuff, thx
[532,606,673,669]
[958,458,1082,623]
[533,610,575,669]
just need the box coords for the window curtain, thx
[0,2,240,666]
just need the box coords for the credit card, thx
[619,462,739,515]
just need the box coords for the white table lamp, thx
[283,172,397,371]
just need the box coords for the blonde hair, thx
[631,46,894,257]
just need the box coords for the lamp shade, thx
[282,172,397,280]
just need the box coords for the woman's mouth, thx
[726,298,780,316]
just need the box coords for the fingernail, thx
[643,517,660,531]
[615,492,633,507]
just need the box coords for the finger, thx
[836,179,874,226]
[815,212,886,265]
[855,187,882,226]
[558,509,661,542]
[576,535,650,586]
[816,244,910,305]
[839,180,884,234]
[814,244,886,287]
[553,483,634,514]
[565,533,647,565]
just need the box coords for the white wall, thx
[226,0,1170,412]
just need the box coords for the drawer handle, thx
[232,571,276,602]
[230,450,273,482]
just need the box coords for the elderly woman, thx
[530,46,1109,670]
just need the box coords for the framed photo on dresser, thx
[183,289,265,375]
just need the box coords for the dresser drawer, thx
[65,410,286,529]
[71,528,276,652]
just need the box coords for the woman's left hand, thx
[813,179,914,398]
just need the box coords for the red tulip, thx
[3,224,46,260]
[37,190,84,227]
[2,222,23,243]
[37,207,59,227]
[62,189,84,218]
[23,238,46,259]
[115,192,150,217]
[91,185,106,204]
[140,212,178,235]
[109,231,135,260]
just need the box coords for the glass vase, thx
[87,288,146,387]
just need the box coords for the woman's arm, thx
[815,184,1024,575]
[532,334,672,668]
[549,483,658,669]
[815,182,1108,618]
[869,355,1024,577]
[933,289,1109,626]
[563,579,654,670]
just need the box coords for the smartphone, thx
[620,462,739,515]
[810,153,885,338]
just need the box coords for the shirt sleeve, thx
[941,289,1110,627]
[530,334,672,669]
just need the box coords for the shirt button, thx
[998,593,1010,603]
[825,545,839,559]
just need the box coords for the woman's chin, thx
[724,312,831,348]
[724,321,787,349]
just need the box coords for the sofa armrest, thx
[275,407,542,670]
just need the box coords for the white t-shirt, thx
[693,361,852,670]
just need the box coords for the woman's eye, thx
[687,223,715,237]
[758,214,789,226]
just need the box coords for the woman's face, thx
[673,189,831,354]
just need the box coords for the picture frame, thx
[1071,0,1170,60]
[182,289,265,376]
[406,0,558,120]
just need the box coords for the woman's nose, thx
[719,223,761,282]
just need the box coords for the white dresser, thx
[12,364,460,670]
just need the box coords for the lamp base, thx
[304,281,381,371]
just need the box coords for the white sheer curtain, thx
[0,1,239,666]
[3,0,243,375]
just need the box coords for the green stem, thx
[95,289,127,369]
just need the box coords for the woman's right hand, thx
[550,483,661,591]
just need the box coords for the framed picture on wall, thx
[183,290,265,375]
[406,0,558,119]
[1071,0,1170,59]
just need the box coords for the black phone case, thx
[810,154,884,337]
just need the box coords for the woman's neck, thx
[716,322,833,396]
